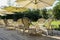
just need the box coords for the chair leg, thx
[46,31,48,36]
[23,28,25,34]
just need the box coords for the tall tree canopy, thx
[53,2,60,20]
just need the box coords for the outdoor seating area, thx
[0,17,55,36]
[0,0,60,40]
[0,17,60,37]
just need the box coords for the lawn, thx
[51,20,60,28]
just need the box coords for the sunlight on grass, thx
[51,21,60,28]
[51,21,60,25]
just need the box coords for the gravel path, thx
[0,28,60,40]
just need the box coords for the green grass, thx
[51,20,60,28]
[51,21,60,25]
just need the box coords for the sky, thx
[0,0,16,8]
[0,0,59,9]
[46,0,59,9]
[0,0,8,7]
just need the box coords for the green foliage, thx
[1,16,6,19]
[6,14,14,19]
[14,9,42,21]
[53,4,60,20]
[41,8,49,19]
[54,25,60,31]
[0,9,50,21]
[25,9,42,21]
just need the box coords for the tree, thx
[41,8,49,19]
[53,4,60,20]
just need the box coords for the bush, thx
[25,9,42,21]
[54,25,60,31]
[41,8,49,19]
[1,9,49,21]
[14,9,42,21]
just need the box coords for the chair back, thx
[0,19,5,26]
[22,17,31,30]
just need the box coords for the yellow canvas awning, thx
[0,11,14,15]
[16,0,27,2]
[3,6,28,13]
[16,0,55,9]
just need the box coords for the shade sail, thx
[16,0,26,2]
[16,0,30,7]
[0,11,14,15]
[3,6,28,13]
[0,9,14,15]
[16,0,55,9]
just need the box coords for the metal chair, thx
[28,18,46,35]
[5,19,15,30]
[0,19,5,28]
[16,17,31,33]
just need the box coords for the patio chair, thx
[0,19,5,28]
[28,18,46,35]
[15,18,24,33]
[16,17,31,33]
[5,19,15,30]
[37,18,53,35]
[28,17,54,36]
